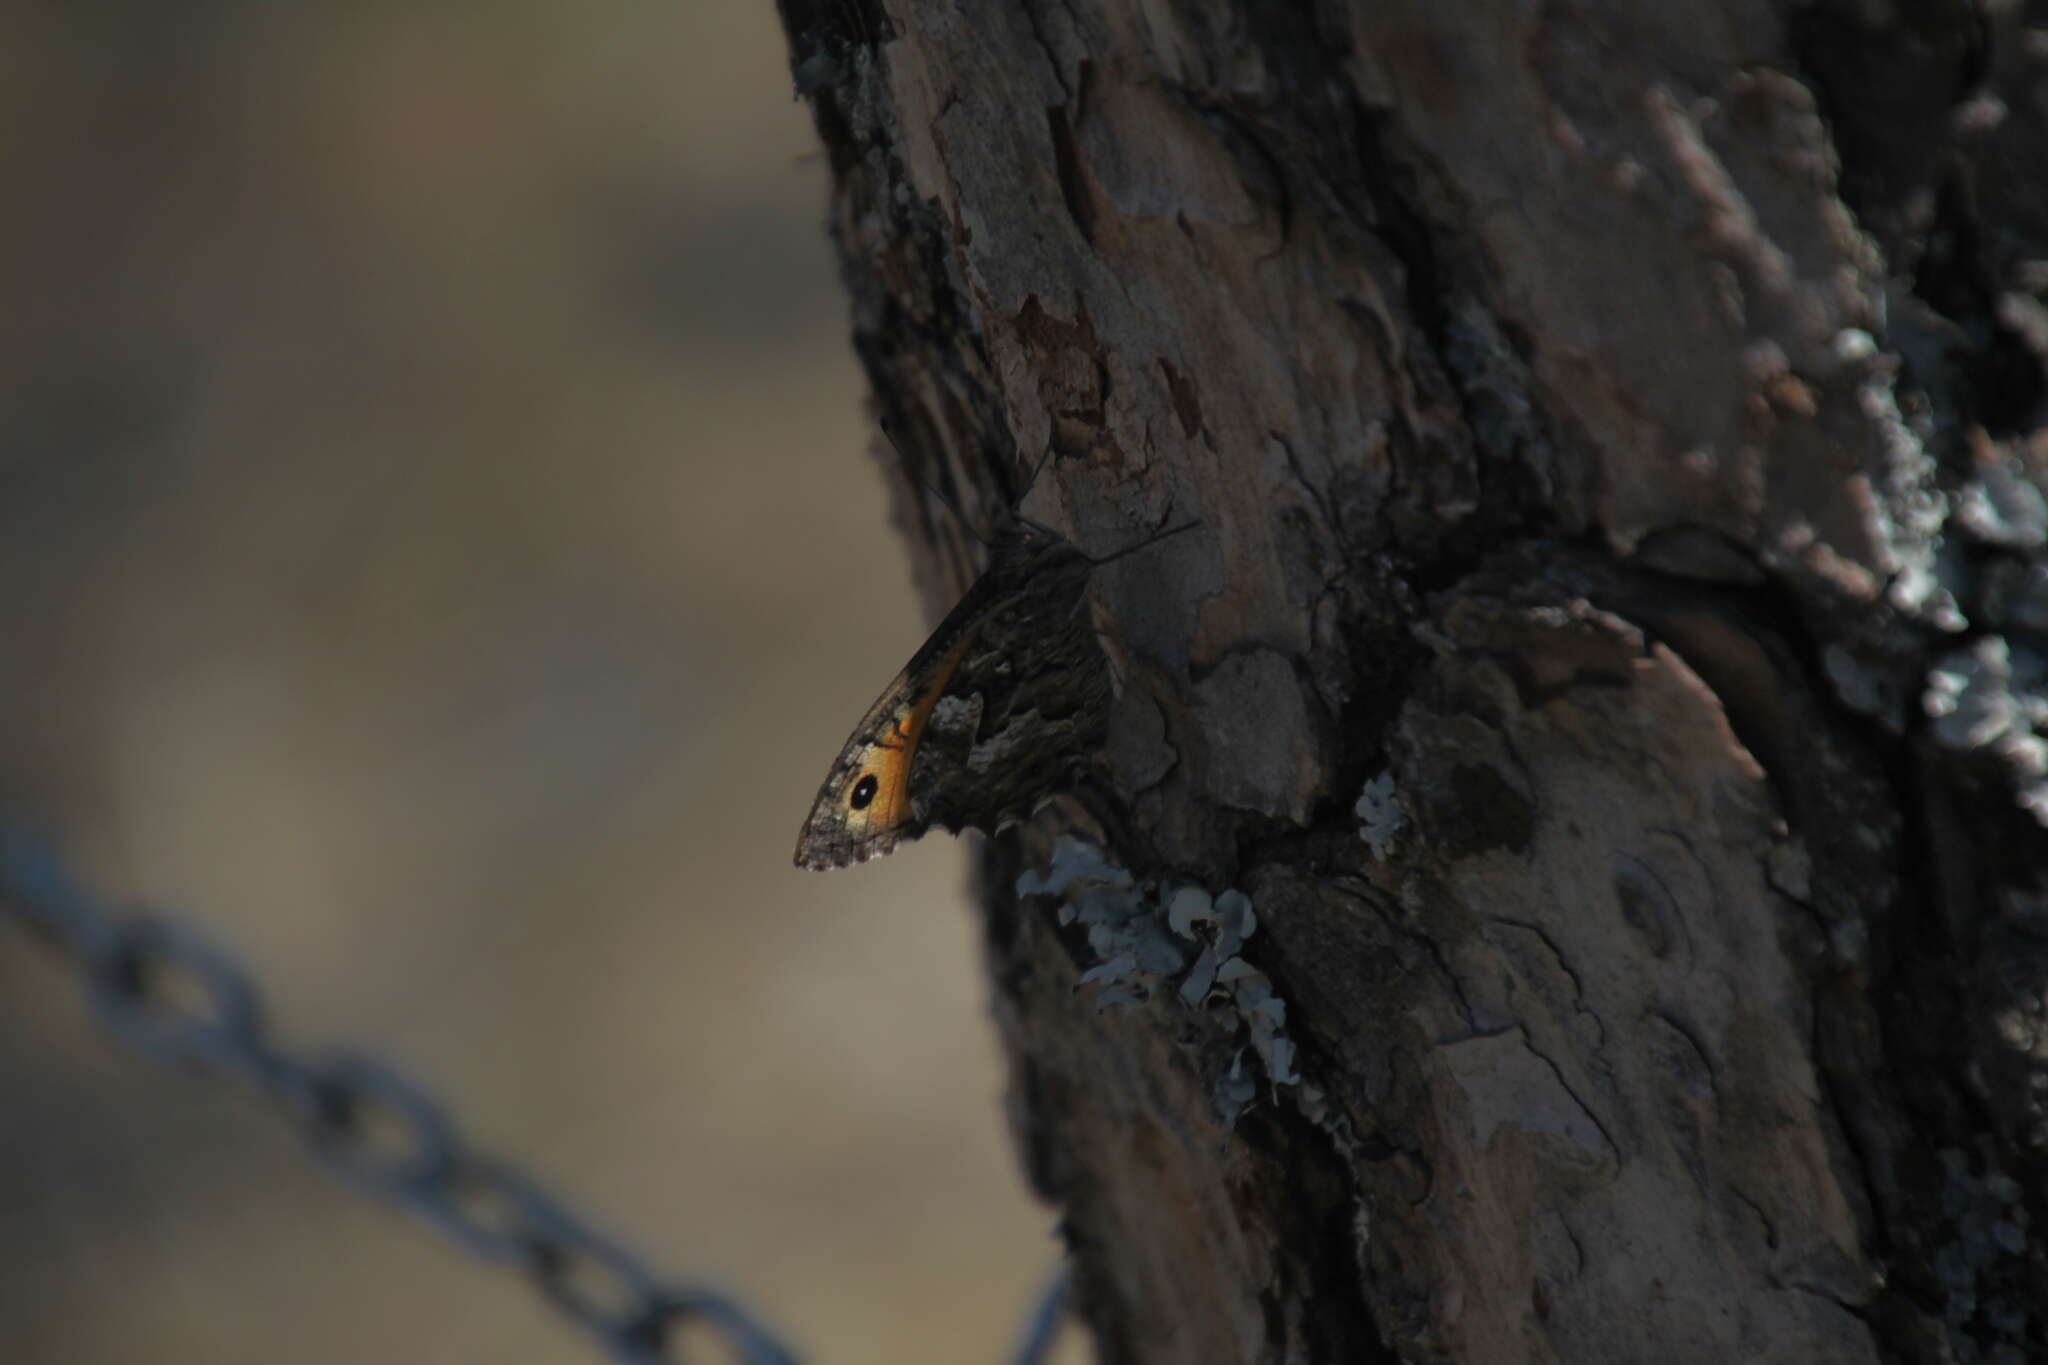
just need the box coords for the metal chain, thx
[0,828,809,1365]
[0,829,1077,1365]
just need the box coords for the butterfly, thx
[793,508,1189,871]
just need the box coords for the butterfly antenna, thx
[880,415,996,550]
[1015,442,1058,502]
[1009,462,1201,562]
[1085,515,1203,568]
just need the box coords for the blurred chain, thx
[1006,1267,1072,1365]
[0,830,1083,1365]
[0,830,1077,1365]
[0,829,809,1365]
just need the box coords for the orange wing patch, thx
[792,636,971,870]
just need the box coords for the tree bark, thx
[777,2,2048,1361]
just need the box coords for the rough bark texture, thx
[778,2,2048,1361]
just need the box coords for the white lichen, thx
[1355,771,1405,858]
[1016,837,1305,1120]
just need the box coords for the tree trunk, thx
[776,3,2048,1361]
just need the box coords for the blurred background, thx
[0,4,1071,1362]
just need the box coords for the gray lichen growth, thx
[1217,957,1298,1085]
[1852,355,1958,630]
[1899,432,2048,824]
[1019,838,1182,1010]
[1924,636,2048,824]
[1017,837,1303,1114]
[1956,460,2048,551]
[1355,771,1404,859]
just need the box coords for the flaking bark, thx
[779,2,2048,1360]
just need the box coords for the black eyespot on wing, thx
[850,774,879,809]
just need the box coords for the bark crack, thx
[1509,1023,1622,1168]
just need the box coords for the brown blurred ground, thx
[0,5,1074,1362]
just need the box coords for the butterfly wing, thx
[793,527,1093,871]
[792,633,972,869]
